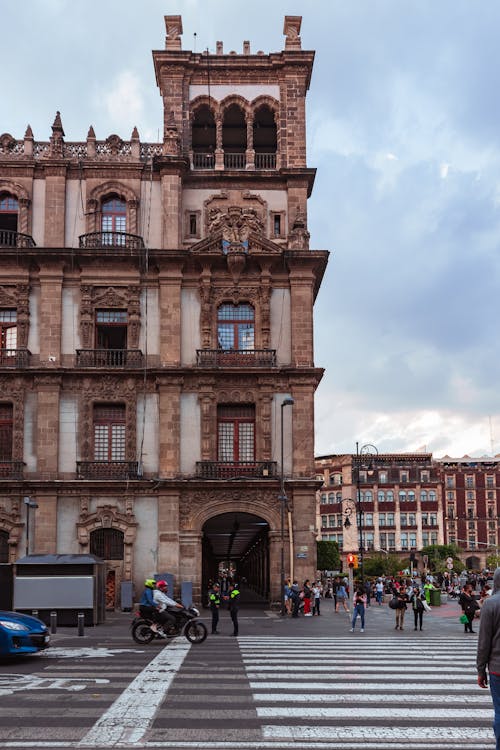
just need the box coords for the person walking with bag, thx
[477,567,500,750]
[335,581,349,613]
[350,588,366,632]
[395,584,409,630]
[302,579,312,616]
[409,586,426,631]
[459,583,479,633]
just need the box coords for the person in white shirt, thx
[153,580,184,634]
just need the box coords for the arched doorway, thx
[202,512,270,605]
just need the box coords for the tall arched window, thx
[0,193,19,245]
[253,105,277,169]
[217,303,254,350]
[192,105,216,168]
[222,105,247,168]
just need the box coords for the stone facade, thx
[0,15,328,606]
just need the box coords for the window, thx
[429,513,437,526]
[488,491,495,501]
[420,471,430,482]
[0,310,17,351]
[386,491,394,502]
[217,404,255,462]
[93,404,125,461]
[185,210,201,239]
[328,515,335,528]
[378,490,385,502]
[271,213,282,238]
[488,506,495,518]
[466,491,475,501]
[320,493,327,504]
[446,491,454,501]
[399,490,406,502]
[217,304,254,351]
[447,505,455,519]
[96,309,128,352]
[90,528,124,560]
[446,476,454,488]
[364,513,373,527]
[328,493,335,504]
[379,514,385,526]
[387,512,395,526]
[379,471,387,483]
[0,529,8,563]
[489,534,497,546]
[364,532,374,550]
[222,104,247,166]
[0,404,13,461]
[102,196,126,243]
[468,521,475,530]
[409,533,417,549]
[336,492,342,503]
[408,513,416,526]
[321,515,327,528]
[486,475,495,489]
[0,193,19,238]
[364,490,372,502]
[420,490,428,502]
[466,475,474,488]
[400,513,407,527]
[253,104,277,163]
[400,471,408,483]
[332,473,342,486]
[408,491,416,503]
[400,533,408,550]
[467,507,474,519]
[428,491,436,502]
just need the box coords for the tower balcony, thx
[75,349,144,368]
[0,461,25,479]
[0,230,36,248]
[196,349,276,367]
[195,461,277,479]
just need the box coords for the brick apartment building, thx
[316,452,500,570]
[0,15,327,606]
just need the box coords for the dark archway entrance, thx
[202,512,270,606]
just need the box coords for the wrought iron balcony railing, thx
[255,152,276,169]
[0,461,25,479]
[78,232,145,249]
[0,349,30,367]
[76,461,140,480]
[195,461,277,479]
[0,230,36,248]
[76,349,144,368]
[193,152,215,169]
[196,349,276,367]
[224,152,246,169]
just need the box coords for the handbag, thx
[459,613,468,624]
[389,597,398,610]
[422,600,431,612]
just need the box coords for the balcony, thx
[193,152,215,169]
[196,349,276,367]
[224,152,246,169]
[0,461,25,479]
[78,232,145,250]
[195,461,277,479]
[0,349,30,367]
[76,461,140,480]
[0,230,36,248]
[255,153,276,169]
[76,349,144,368]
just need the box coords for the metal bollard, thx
[50,611,57,634]
[31,610,38,618]
[77,612,85,636]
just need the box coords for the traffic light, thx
[347,554,359,568]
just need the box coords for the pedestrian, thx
[350,588,366,632]
[394,584,409,630]
[209,582,221,634]
[375,579,384,606]
[459,583,479,633]
[363,578,372,607]
[477,567,500,750]
[302,579,312,616]
[290,580,301,617]
[284,578,292,615]
[409,586,426,631]
[227,581,240,636]
[312,581,322,615]
[335,580,349,613]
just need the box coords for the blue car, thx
[0,611,50,656]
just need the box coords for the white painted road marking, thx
[77,640,191,746]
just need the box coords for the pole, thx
[25,501,30,557]
[280,398,293,616]
[356,442,364,585]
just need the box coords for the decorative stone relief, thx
[77,498,137,581]
[0,378,25,461]
[179,489,279,531]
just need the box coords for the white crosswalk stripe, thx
[238,636,496,750]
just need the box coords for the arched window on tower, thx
[253,105,277,169]
[222,104,247,168]
[0,193,19,246]
[192,105,216,168]
[101,196,126,246]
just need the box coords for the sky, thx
[2,0,500,459]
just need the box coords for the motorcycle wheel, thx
[184,620,208,644]
[132,620,156,644]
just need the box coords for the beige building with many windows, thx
[0,15,327,606]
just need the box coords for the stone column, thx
[33,494,58,553]
[157,379,182,478]
[158,490,180,579]
[38,262,64,364]
[160,171,182,249]
[43,166,67,247]
[288,265,314,367]
[158,259,183,365]
[35,376,61,479]
[179,531,203,602]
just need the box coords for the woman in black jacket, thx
[409,586,426,631]
[458,583,479,633]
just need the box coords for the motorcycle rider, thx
[139,578,160,632]
[153,580,184,635]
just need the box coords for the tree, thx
[486,552,500,571]
[420,544,462,572]
[317,540,340,572]
[363,553,405,578]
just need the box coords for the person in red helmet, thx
[153,580,184,635]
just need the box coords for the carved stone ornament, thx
[288,209,310,250]
[106,134,124,155]
[208,205,264,251]
[179,489,279,532]
[0,499,23,563]
[79,285,141,349]
[0,133,16,152]
[283,16,302,49]
[79,378,137,461]
[77,499,137,580]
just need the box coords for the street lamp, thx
[352,442,378,584]
[279,397,294,616]
[24,496,39,557]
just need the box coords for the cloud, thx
[95,71,144,133]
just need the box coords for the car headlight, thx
[0,620,29,631]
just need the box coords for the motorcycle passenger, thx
[209,583,221,634]
[154,580,184,635]
[139,578,160,632]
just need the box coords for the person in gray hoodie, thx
[477,567,500,750]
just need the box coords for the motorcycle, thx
[131,605,207,645]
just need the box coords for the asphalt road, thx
[0,597,494,750]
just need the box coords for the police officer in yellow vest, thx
[209,583,221,634]
[228,582,240,636]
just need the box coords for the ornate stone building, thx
[0,15,327,606]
